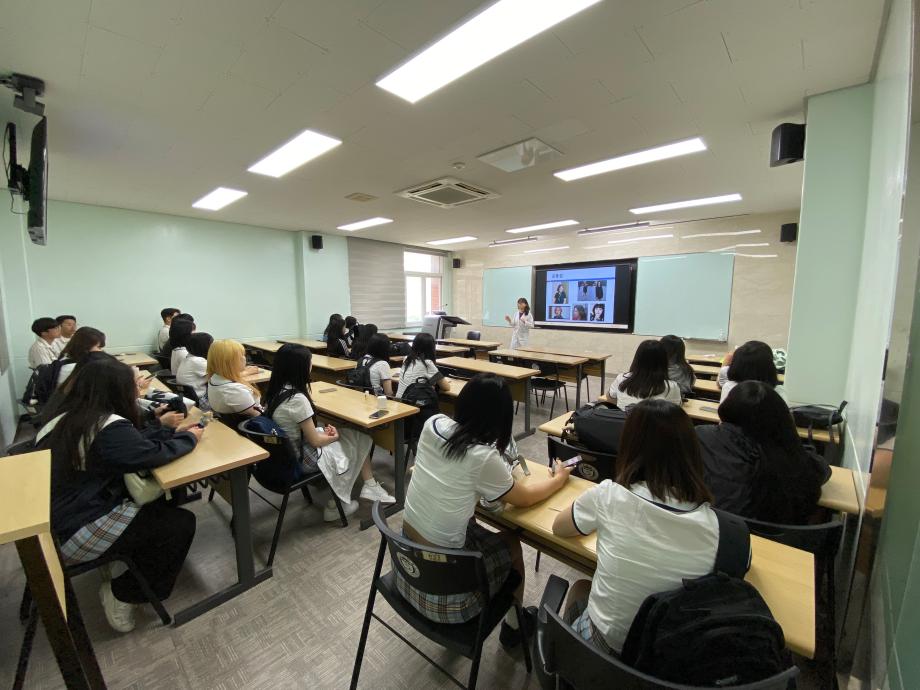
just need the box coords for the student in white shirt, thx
[608,340,683,409]
[399,374,573,647]
[155,307,180,352]
[28,317,61,369]
[52,315,77,355]
[57,327,106,386]
[360,334,394,396]
[264,344,394,522]
[505,298,534,349]
[553,398,735,655]
[206,339,262,417]
[396,333,451,398]
[165,318,196,375]
[175,332,212,406]
[718,340,789,404]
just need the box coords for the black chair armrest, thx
[540,574,570,616]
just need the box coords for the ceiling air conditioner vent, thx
[396,177,499,208]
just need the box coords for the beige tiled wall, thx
[451,210,798,376]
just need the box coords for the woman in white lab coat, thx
[505,298,534,349]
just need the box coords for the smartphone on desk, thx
[369,409,389,419]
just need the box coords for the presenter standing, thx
[505,298,534,349]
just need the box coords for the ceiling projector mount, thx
[1,72,46,116]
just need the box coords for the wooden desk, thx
[277,337,327,351]
[2,451,106,687]
[476,464,816,659]
[245,340,282,353]
[115,352,157,368]
[687,353,723,365]
[517,346,611,395]
[309,354,358,384]
[386,333,418,343]
[438,337,501,352]
[693,378,721,397]
[691,363,722,378]
[437,356,539,438]
[244,367,272,385]
[491,348,589,408]
[681,398,831,444]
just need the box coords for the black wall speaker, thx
[452,258,462,269]
[780,223,798,243]
[310,234,323,250]
[770,123,806,167]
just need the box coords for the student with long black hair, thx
[399,374,572,646]
[361,333,394,396]
[350,323,378,360]
[344,316,358,349]
[35,357,202,633]
[396,332,451,398]
[324,314,350,358]
[176,332,214,404]
[660,334,696,397]
[697,381,830,523]
[264,344,394,521]
[608,340,682,409]
[165,318,196,374]
[553,399,729,655]
[718,340,788,404]
[57,326,106,386]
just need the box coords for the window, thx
[404,251,443,326]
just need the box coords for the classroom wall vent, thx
[395,177,499,208]
[345,192,378,202]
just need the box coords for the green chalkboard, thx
[482,266,533,327]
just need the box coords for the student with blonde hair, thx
[206,339,261,417]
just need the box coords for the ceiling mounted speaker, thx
[770,124,805,167]
[311,234,323,250]
[780,223,798,243]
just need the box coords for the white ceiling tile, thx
[88,0,183,47]
[230,23,327,93]
[81,26,162,91]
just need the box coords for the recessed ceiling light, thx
[376,0,602,103]
[192,187,247,211]
[630,194,742,215]
[426,236,478,246]
[248,129,342,178]
[555,138,707,182]
[731,253,778,258]
[607,233,674,245]
[577,221,651,236]
[506,219,579,234]
[682,228,761,239]
[524,245,570,254]
[337,217,394,231]
[708,242,770,252]
[490,236,539,247]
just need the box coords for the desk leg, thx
[574,364,583,408]
[361,419,407,530]
[515,379,535,440]
[600,361,606,398]
[171,467,272,626]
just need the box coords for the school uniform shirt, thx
[207,374,258,415]
[403,415,514,548]
[608,373,682,410]
[573,480,720,653]
[510,311,534,349]
[363,356,392,395]
[326,337,349,358]
[175,355,208,401]
[170,346,189,375]
[667,363,695,397]
[719,379,790,405]
[56,361,77,387]
[52,336,70,356]
[396,359,443,398]
[28,338,57,369]
[156,325,170,352]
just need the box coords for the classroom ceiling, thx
[0,0,885,249]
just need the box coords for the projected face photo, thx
[552,307,563,318]
[572,304,587,321]
[591,304,605,321]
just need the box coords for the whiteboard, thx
[482,266,533,327]
[634,253,734,341]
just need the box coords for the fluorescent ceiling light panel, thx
[524,245,570,254]
[192,187,247,211]
[506,219,579,234]
[490,236,539,247]
[337,217,394,231]
[682,228,761,239]
[630,193,742,215]
[248,129,342,178]
[708,242,769,253]
[608,233,674,245]
[376,0,602,103]
[555,137,707,182]
[426,236,477,246]
[578,221,651,236]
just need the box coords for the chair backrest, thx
[371,502,490,598]
[237,417,302,491]
[152,353,170,370]
[547,436,617,484]
[164,378,199,404]
[741,517,844,560]
[435,366,472,381]
[536,604,799,690]
[153,369,173,380]
[535,361,559,377]
[466,330,481,341]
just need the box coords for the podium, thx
[421,312,470,340]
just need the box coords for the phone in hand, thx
[562,455,582,468]
[196,412,214,429]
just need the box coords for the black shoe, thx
[499,606,537,648]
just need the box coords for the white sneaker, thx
[360,481,396,504]
[99,582,136,633]
[323,499,359,522]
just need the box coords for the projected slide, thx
[544,267,615,325]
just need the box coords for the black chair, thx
[534,574,799,690]
[163,378,200,405]
[152,369,173,380]
[530,362,569,419]
[436,366,473,381]
[152,353,170,370]
[351,502,532,689]
[466,330,481,341]
[235,418,348,566]
[742,517,844,686]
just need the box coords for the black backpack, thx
[346,355,379,392]
[21,358,72,407]
[562,401,627,453]
[390,341,412,357]
[791,401,847,443]
[401,376,441,440]
[621,510,791,686]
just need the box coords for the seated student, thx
[324,314,350,358]
[718,340,788,404]
[660,334,696,397]
[344,316,358,349]
[349,323,378,361]
[360,333,394,396]
[57,327,106,385]
[156,308,180,352]
[35,357,202,633]
[608,340,682,409]
[265,344,394,520]
[400,374,573,644]
[176,332,213,405]
[28,317,62,369]
[166,318,196,375]
[697,381,830,524]
[396,333,451,398]
[206,339,262,418]
[322,312,342,340]
[53,315,78,355]
[552,398,730,655]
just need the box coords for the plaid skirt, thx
[565,595,617,655]
[394,522,513,624]
[59,500,139,565]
